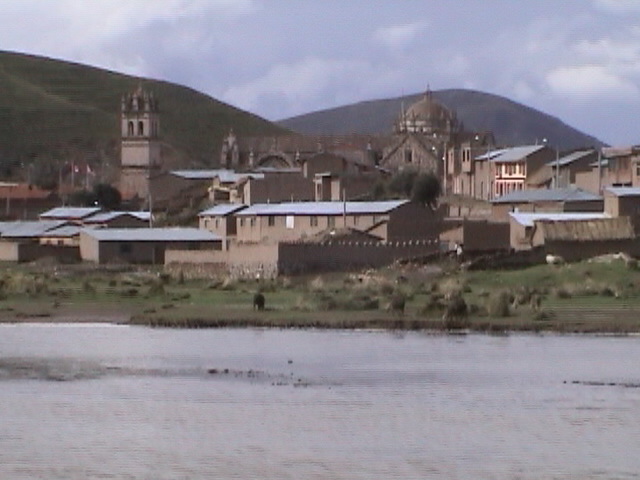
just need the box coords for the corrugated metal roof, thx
[41,225,83,237]
[509,211,610,227]
[237,200,409,216]
[492,187,602,204]
[489,145,545,163]
[547,150,595,167]
[198,204,247,217]
[170,169,230,180]
[84,211,151,223]
[1,220,69,238]
[604,186,640,197]
[82,227,221,242]
[171,169,265,183]
[40,207,102,219]
[254,167,302,174]
[475,148,507,161]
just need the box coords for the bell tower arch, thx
[119,85,161,200]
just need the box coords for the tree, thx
[388,168,418,198]
[411,172,441,208]
[93,183,122,210]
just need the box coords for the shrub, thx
[443,293,469,329]
[389,293,406,314]
[146,281,165,297]
[487,291,510,318]
[309,276,325,292]
[82,280,96,295]
[555,288,572,299]
[378,281,395,296]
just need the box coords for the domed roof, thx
[404,90,452,120]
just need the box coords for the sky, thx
[0,0,639,145]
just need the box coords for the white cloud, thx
[373,22,427,50]
[592,0,640,13]
[222,57,381,118]
[546,64,640,100]
[574,37,640,63]
[513,80,535,101]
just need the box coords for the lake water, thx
[0,325,639,479]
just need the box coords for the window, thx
[214,219,219,228]
[268,216,275,227]
[250,217,256,227]
[353,215,359,225]
[286,216,294,229]
[127,121,134,136]
[239,218,245,227]
[310,216,318,227]
[404,149,413,164]
[138,121,144,136]
[327,216,335,227]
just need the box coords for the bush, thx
[487,291,511,318]
[443,293,469,329]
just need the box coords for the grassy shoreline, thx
[1,257,640,334]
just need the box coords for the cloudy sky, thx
[0,0,639,145]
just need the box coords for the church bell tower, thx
[119,85,161,201]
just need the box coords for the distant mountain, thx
[0,50,288,183]
[277,89,605,151]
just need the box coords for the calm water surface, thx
[0,325,639,479]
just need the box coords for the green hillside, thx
[0,50,288,183]
[278,89,605,151]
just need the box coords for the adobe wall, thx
[277,240,440,275]
[545,239,640,262]
[462,220,509,251]
[165,249,228,278]
[17,244,80,263]
[0,241,19,261]
[165,243,280,279]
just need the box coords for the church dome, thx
[396,89,458,136]
[405,91,451,121]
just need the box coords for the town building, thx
[80,228,221,264]
[233,200,442,244]
[491,187,603,222]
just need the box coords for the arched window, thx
[127,121,134,136]
[138,121,144,136]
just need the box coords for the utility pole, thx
[556,147,560,188]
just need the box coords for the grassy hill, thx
[278,89,605,151]
[0,51,288,184]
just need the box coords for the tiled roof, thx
[509,212,610,228]
[492,187,602,204]
[489,145,545,163]
[237,200,408,216]
[81,227,221,242]
[40,207,102,219]
[198,204,247,217]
